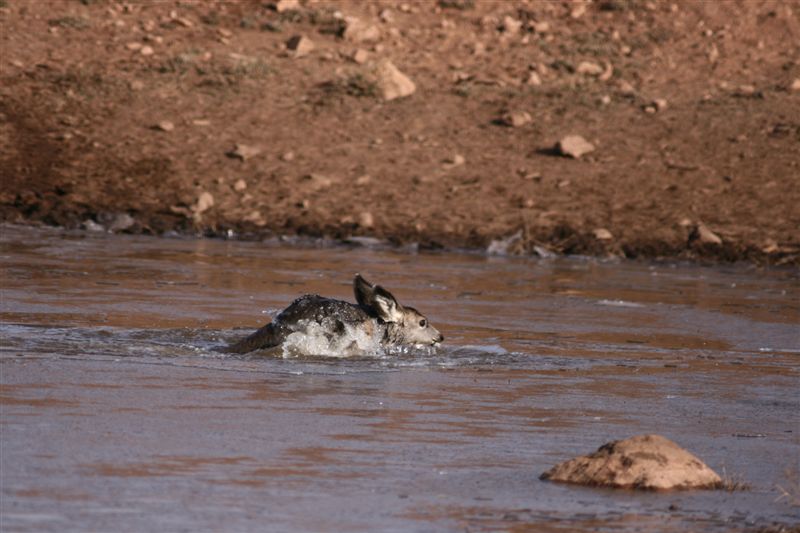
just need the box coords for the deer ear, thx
[353,274,374,308]
[371,286,404,323]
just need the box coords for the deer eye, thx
[419,319,427,328]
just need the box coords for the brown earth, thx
[1,0,798,264]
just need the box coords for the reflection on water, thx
[1,224,798,532]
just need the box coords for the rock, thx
[129,80,145,91]
[343,17,381,43]
[369,59,416,101]
[445,154,465,167]
[618,80,636,95]
[379,9,393,23]
[487,230,524,256]
[791,78,800,92]
[227,144,262,161]
[526,71,542,86]
[358,211,374,228]
[108,213,135,232]
[593,228,613,240]
[500,110,532,128]
[233,179,247,192]
[577,61,604,76]
[541,434,723,490]
[570,3,587,18]
[644,98,668,113]
[531,21,550,33]
[351,48,369,65]
[193,192,214,214]
[303,173,334,189]
[355,174,372,185]
[280,151,295,162]
[286,35,314,58]
[140,45,154,56]
[126,42,142,51]
[599,61,614,81]
[501,15,522,35]
[273,0,299,12]
[154,120,174,132]
[82,219,105,232]
[555,135,595,159]
[691,223,723,245]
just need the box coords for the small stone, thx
[445,154,465,167]
[570,3,587,18]
[531,21,550,33]
[692,223,723,245]
[369,59,416,101]
[304,173,334,189]
[379,9,393,23]
[500,110,532,128]
[280,151,295,162]
[227,143,262,161]
[599,94,611,105]
[194,192,214,214]
[501,15,523,35]
[577,61,604,76]
[654,98,668,111]
[126,42,142,51]
[217,28,233,38]
[108,213,135,232]
[791,79,800,92]
[286,34,314,58]
[618,80,636,95]
[599,61,614,81]
[343,17,381,43]
[541,434,722,490]
[355,175,372,185]
[274,0,300,12]
[351,48,369,64]
[593,228,613,241]
[140,45,154,56]
[82,219,105,232]
[555,135,595,159]
[526,71,542,86]
[735,84,756,97]
[358,211,374,228]
[233,179,247,192]
[129,80,145,91]
[154,120,174,132]
[192,119,211,127]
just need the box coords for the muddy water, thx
[1,224,798,532]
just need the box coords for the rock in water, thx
[540,434,723,490]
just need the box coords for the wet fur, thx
[228,275,443,354]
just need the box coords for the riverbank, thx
[2,0,798,265]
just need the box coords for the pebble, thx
[358,211,375,228]
[593,228,613,241]
[501,16,523,35]
[304,173,334,189]
[618,80,636,95]
[227,144,262,161]
[108,213,135,232]
[501,110,532,128]
[369,59,416,101]
[129,80,145,91]
[555,135,595,159]
[541,434,722,490]
[343,17,381,43]
[194,192,214,214]
[286,35,314,58]
[526,71,542,86]
[531,21,550,33]
[126,42,142,51]
[154,120,174,132]
[351,48,369,65]
[233,179,247,192]
[791,78,800,92]
[274,0,300,12]
[446,154,465,167]
[693,223,722,245]
[140,45,154,56]
[355,175,372,185]
[280,151,295,162]
[577,61,604,76]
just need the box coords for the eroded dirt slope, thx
[1,0,798,264]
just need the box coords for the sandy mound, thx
[540,434,723,490]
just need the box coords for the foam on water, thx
[280,318,386,358]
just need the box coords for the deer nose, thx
[437,334,444,343]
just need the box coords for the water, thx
[1,224,798,532]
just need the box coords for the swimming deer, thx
[228,274,444,355]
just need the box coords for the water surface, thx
[1,225,798,532]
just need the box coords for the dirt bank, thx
[1,0,798,264]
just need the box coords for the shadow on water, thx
[1,225,799,532]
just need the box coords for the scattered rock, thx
[368,59,416,101]
[193,192,214,214]
[791,78,800,92]
[351,48,369,65]
[593,228,613,240]
[280,151,295,162]
[555,135,595,159]
[358,211,374,228]
[286,35,314,58]
[107,213,135,232]
[599,62,614,81]
[343,17,381,43]
[531,21,550,33]
[129,80,145,91]
[126,42,142,51]
[501,16,523,35]
[227,144,262,161]
[691,223,723,245]
[82,219,105,232]
[233,179,247,192]
[153,120,174,132]
[303,173,334,189]
[500,110,532,128]
[445,154,465,167]
[577,61,604,76]
[355,174,372,185]
[570,3,587,18]
[192,119,211,127]
[618,80,636,95]
[273,0,300,12]
[541,434,723,490]
[487,230,524,256]
[140,45,154,56]
[644,98,668,113]
[526,71,542,86]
